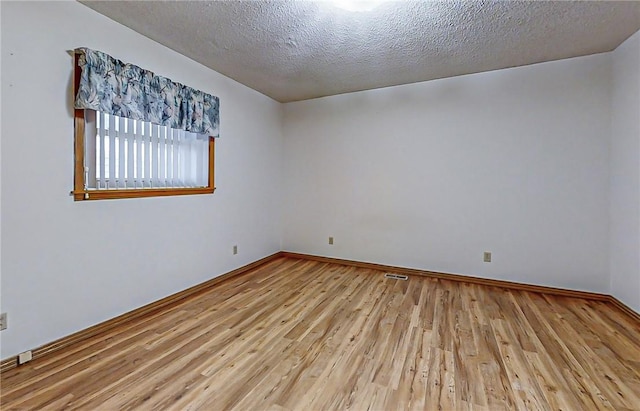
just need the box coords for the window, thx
[73,49,217,200]
[74,110,214,200]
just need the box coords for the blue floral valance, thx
[74,48,219,136]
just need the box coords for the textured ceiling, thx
[80,0,640,103]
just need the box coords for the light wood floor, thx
[2,257,640,410]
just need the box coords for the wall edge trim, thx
[3,251,637,373]
[283,252,639,322]
[282,251,611,300]
[280,251,640,322]
[0,252,283,373]
[607,295,640,323]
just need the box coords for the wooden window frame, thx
[72,55,216,201]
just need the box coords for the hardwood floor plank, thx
[522,350,575,410]
[490,318,548,410]
[2,257,639,411]
[526,293,617,410]
[476,323,518,410]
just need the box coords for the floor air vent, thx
[384,273,408,280]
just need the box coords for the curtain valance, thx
[74,48,219,136]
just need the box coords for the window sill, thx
[72,187,216,201]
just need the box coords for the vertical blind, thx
[85,111,209,190]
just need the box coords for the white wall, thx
[283,53,612,293]
[0,1,283,358]
[610,30,640,313]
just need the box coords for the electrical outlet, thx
[483,251,492,263]
[233,245,238,255]
[18,351,32,365]
[0,313,6,331]
[328,237,334,245]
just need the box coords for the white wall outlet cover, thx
[0,313,7,331]
[18,351,33,364]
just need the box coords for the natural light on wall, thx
[331,0,385,12]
